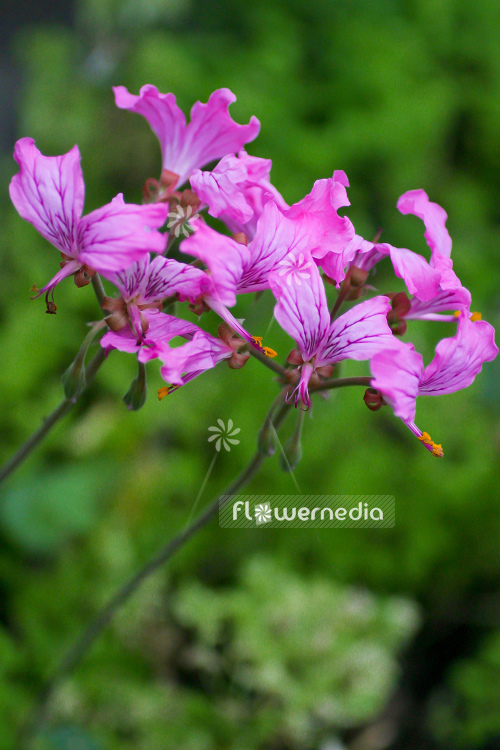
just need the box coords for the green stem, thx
[310,375,372,393]
[20,397,292,750]
[248,346,288,378]
[0,347,108,484]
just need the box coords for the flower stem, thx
[248,346,287,377]
[20,397,292,750]
[310,375,372,393]
[0,347,108,484]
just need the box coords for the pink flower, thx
[9,138,168,305]
[285,171,361,285]
[351,189,470,321]
[100,310,199,356]
[102,255,209,339]
[369,314,498,456]
[113,86,260,191]
[190,150,287,240]
[138,329,235,395]
[269,250,398,406]
[179,204,315,349]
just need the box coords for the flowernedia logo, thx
[219,495,395,528]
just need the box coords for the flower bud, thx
[123,362,147,411]
[258,419,278,456]
[279,434,303,472]
[62,357,86,400]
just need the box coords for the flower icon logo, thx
[276,252,313,286]
[254,503,272,524]
[207,419,241,452]
[167,204,199,238]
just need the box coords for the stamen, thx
[157,385,180,400]
[251,336,277,358]
[263,346,277,358]
[470,311,482,322]
[417,431,444,458]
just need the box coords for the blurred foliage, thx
[0,0,499,748]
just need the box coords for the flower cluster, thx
[10,85,497,458]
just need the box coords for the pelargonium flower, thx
[269,249,399,407]
[190,164,360,284]
[101,254,209,340]
[349,189,470,323]
[113,86,260,192]
[190,150,287,240]
[369,313,498,456]
[100,310,200,356]
[9,138,168,308]
[179,202,317,349]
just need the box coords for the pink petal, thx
[79,195,168,273]
[269,251,330,361]
[382,243,442,301]
[239,201,312,293]
[419,315,498,396]
[114,86,260,188]
[142,255,210,303]
[180,219,250,307]
[318,296,397,366]
[9,138,84,258]
[101,310,198,355]
[370,344,423,423]
[143,330,232,386]
[397,189,452,259]
[286,176,357,284]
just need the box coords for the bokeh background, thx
[0,0,499,748]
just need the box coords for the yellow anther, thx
[453,311,461,318]
[263,346,278,358]
[418,432,432,445]
[251,336,277,358]
[470,311,482,322]
[157,386,170,401]
[418,431,444,457]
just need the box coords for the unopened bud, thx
[349,266,369,288]
[123,362,147,411]
[279,434,303,472]
[62,356,86,399]
[258,419,278,456]
[363,387,384,411]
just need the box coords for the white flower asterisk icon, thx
[167,205,199,238]
[254,503,272,524]
[207,419,241,452]
[276,252,313,286]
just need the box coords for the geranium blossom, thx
[269,249,399,406]
[101,255,209,339]
[369,314,498,456]
[9,138,168,306]
[113,86,260,191]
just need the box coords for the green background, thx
[0,0,499,748]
